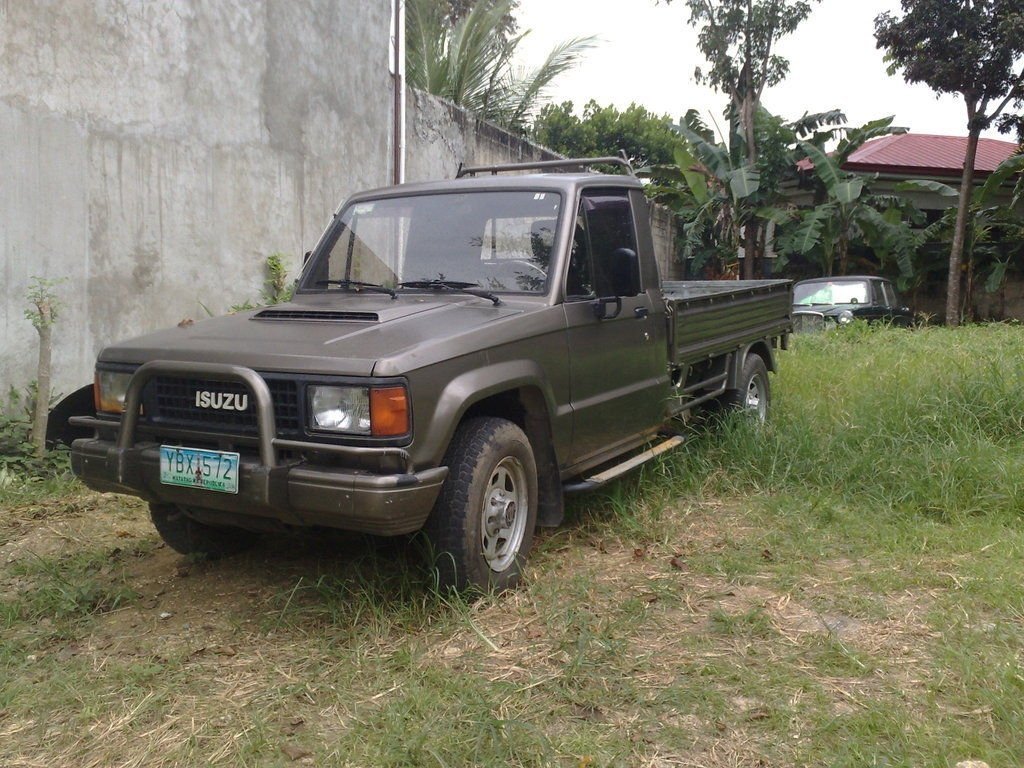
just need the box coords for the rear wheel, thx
[149,503,258,559]
[425,417,538,592]
[721,354,770,422]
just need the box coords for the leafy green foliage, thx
[894,179,959,198]
[531,100,683,170]
[406,0,594,133]
[0,387,69,480]
[876,0,1024,323]
[23,277,64,330]
[230,253,296,313]
[263,252,294,305]
[440,0,519,39]
[677,0,820,99]
[666,0,822,277]
[640,116,770,276]
[916,152,1024,309]
[642,108,926,279]
[875,0,1024,125]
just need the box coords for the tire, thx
[721,354,770,422]
[149,503,258,559]
[425,417,538,592]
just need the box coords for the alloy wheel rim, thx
[745,375,767,421]
[481,456,528,572]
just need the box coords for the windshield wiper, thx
[315,279,397,299]
[398,280,501,306]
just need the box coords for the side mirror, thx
[303,250,312,266]
[591,296,622,320]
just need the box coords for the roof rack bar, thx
[456,154,634,178]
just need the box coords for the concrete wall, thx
[405,89,558,180]
[0,1,561,399]
[649,204,680,280]
[0,2,674,399]
[1,0,399,398]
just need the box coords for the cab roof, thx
[346,172,644,204]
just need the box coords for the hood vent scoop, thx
[253,309,380,323]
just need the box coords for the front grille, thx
[792,311,826,333]
[144,376,301,436]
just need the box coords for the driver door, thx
[563,189,666,465]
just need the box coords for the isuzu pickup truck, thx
[70,157,792,591]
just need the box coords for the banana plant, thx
[640,128,764,276]
[640,107,855,277]
[778,118,922,276]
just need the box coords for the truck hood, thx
[99,293,532,376]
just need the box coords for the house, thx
[784,132,1024,318]
[842,133,1019,216]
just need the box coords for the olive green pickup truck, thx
[70,157,792,591]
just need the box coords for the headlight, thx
[94,370,133,413]
[310,386,371,433]
[308,385,409,437]
[837,310,854,325]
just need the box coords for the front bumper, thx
[70,360,447,536]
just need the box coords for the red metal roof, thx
[842,133,1019,178]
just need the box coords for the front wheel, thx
[425,417,538,592]
[721,354,770,422]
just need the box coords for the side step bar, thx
[563,435,685,494]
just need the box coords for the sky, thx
[512,0,1008,141]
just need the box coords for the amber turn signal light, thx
[370,386,409,437]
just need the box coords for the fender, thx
[414,359,564,470]
[46,384,95,448]
[727,339,777,389]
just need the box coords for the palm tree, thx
[405,0,594,133]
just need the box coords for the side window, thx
[881,281,897,308]
[580,190,641,297]
[565,213,595,298]
[569,189,638,301]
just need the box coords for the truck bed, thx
[662,279,792,365]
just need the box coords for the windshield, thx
[794,280,871,306]
[300,190,563,295]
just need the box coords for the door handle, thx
[634,307,649,319]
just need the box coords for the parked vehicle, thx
[792,275,912,331]
[69,157,792,591]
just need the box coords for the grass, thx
[1,323,1023,766]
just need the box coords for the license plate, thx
[159,446,240,494]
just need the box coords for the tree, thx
[442,0,518,39]
[875,1,1024,325]
[641,108,847,278]
[406,0,594,133]
[531,100,683,169]
[908,154,1024,318]
[24,277,63,457]
[666,0,821,277]
[642,110,786,278]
